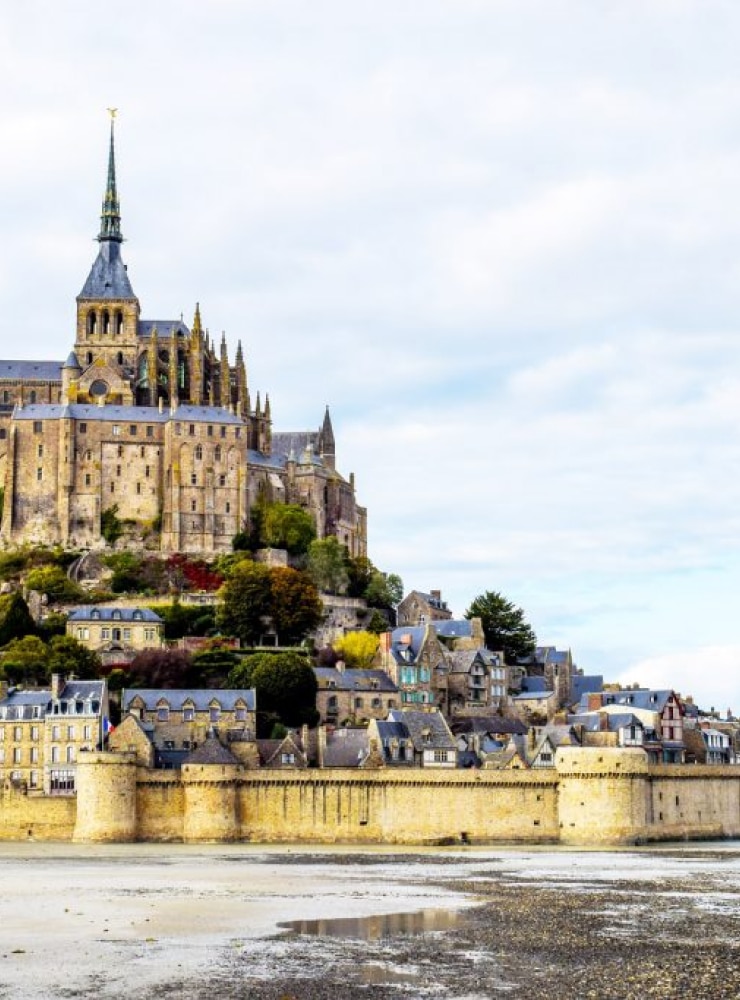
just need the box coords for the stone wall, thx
[4,749,740,845]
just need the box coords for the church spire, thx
[98,111,123,244]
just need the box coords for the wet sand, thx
[1,843,739,999]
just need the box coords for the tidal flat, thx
[0,842,739,999]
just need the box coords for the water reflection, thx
[279,907,461,940]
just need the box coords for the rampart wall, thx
[2,748,740,845]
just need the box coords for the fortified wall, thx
[2,748,740,845]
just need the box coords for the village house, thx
[122,688,256,756]
[576,689,686,763]
[313,665,398,726]
[368,708,457,768]
[375,626,449,709]
[0,675,108,794]
[397,589,452,627]
[67,606,164,663]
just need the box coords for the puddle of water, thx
[279,907,462,940]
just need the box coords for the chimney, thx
[599,711,608,732]
[51,673,61,700]
[587,693,602,712]
[336,659,346,674]
[158,397,164,414]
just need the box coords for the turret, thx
[319,405,336,471]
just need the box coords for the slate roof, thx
[79,242,136,299]
[69,606,162,623]
[272,431,319,459]
[578,689,675,714]
[449,715,528,736]
[184,734,240,766]
[512,690,554,702]
[12,402,245,426]
[375,720,410,742]
[433,620,473,639]
[314,668,397,693]
[322,728,370,767]
[521,676,549,693]
[389,626,426,664]
[387,708,456,751]
[570,675,604,703]
[137,320,190,339]
[0,361,63,382]
[0,680,105,719]
[123,689,256,712]
[568,712,644,732]
[405,590,449,611]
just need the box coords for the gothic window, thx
[116,311,124,335]
[86,352,93,365]
[102,311,110,335]
[225,502,230,513]
[87,312,97,337]
[117,352,124,366]
[30,390,37,404]
[214,445,222,462]
[117,445,123,458]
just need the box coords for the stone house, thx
[577,689,685,763]
[314,666,398,726]
[0,675,108,794]
[67,606,164,660]
[382,708,457,767]
[375,626,449,709]
[397,590,452,627]
[256,733,308,768]
[122,688,256,754]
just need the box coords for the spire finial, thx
[98,110,122,243]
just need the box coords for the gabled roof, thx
[123,688,256,712]
[322,728,370,767]
[138,319,190,339]
[388,708,456,751]
[314,667,397,693]
[432,620,472,639]
[449,715,528,736]
[375,719,411,741]
[389,626,427,664]
[257,734,306,767]
[448,648,499,674]
[570,675,604,703]
[0,361,62,382]
[184,734,240,766]
[580,689,677,714]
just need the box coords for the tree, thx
[465,591,536,663]
[0,635,50,685]
[0,592,36,647]
[216,560,272,646]
[269,566,323,645]
[24,565,83,604]
[345,554,374,599]
[47,635,102,679]
[334,631,379,669]
[126,648,199,688]
[191,642,240,687]
[260,503,316,555]
[365,571,403,610]
[228,651,318,735]
[306,537,349,595]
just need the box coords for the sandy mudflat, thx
[1,843,739,999]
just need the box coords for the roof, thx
[138,320,190,339]
[322,728,370,768]
[449,715,528,736]
[579,689,676,714]
[512,690,554,701]
[388,708,456,751]
[432,620,473,639]
[448,648,500,674]
[79,241,136,299]
[11,402,245,426]
[570,675,604,703]
[314,668,397,693]
[184,734,240,766]
[521,676,549,693]
[68,606,162,623]
[0,361,62,382]
[272,431,318,459]
[123,688,256,712]
[389,626,427,664]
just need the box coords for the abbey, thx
[0,122,366,555]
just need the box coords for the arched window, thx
[195,445,203,461]
[214,445,222,462]
[87,312,97,337]
[86,352,93,365]
[102,310,110,336]
[29,390,37,404]
[116,311,124,336]
[117,352,124,366]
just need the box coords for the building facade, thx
[0,120,366,557]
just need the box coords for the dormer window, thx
[133,610,143,621]
[112,610,122,620]
[91,609,100,620]
[157,704,170,722]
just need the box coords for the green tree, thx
[0,592,36,646]
[155,602,216,641]
[306,537,349,595]
[228,651,318,734]
[260,502,316,555]
[465,590,536,663]
[365,571,403,610]
[191,642,240,687]
[47,635,102,679]
[269,566,323,645]
[0,635,50,685]
[101,504,125,545]
[366,609,390,634]
[24,565,83,604]
[334,630,379,668]
[216,560,272,646]
[37,611,68,642]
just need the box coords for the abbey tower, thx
[0,119,366,556]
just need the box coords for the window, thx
[30,726,39,741]
[51,746,59,763]
[146,425,154,438]
[129,425,137,436]
[66,725,75,740]
[13,747,22,764]
[225,502,230,514]
[281,753,296,765]
[101,628,110,639]
[50,770,75,794]
[145,465,150,478]
[215,445,222,462]
[183,707,194,722]
[209,706,220,722]
[207,425,213,437]
[37,468,43,481]
[195,445,203,460]
[235,427,241,438]
[116,465,121,477]
[110,482,115,493]
[33,421,42,433]
[85,474,91,486]
[175,423,181,436]
[433,750,449,763]
[220,426,226,439]
[66,746,75,763]
[83,725,91,740]
[191,473,197,486]
[191,500,197,512]
[29,771,38,788]
[235,707,247,722]
[144,628,156,641]
[37,444,43,458]
[219,474,226,487]
[157,706,170,722]
[0,727,4,741]
[2,390,8,403]
[123,628,131,641]
[30,747,38,764]
[136,482,141,495]
[13,726,22,741]
[79,422,87,434]
[30,390,37,404]
[189,424,195,436]
[117,444,123,458]
[112,425,121,436]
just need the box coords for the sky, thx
[1,1,739,712]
